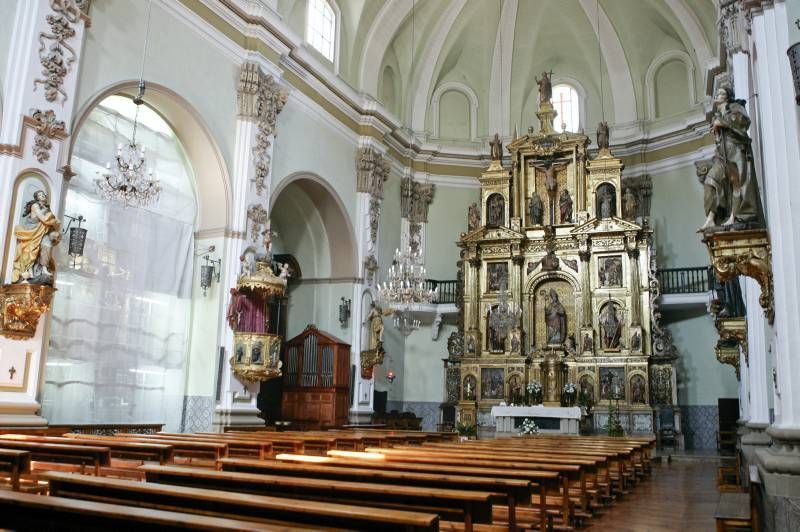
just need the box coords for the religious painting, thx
[486,305,506,352]
[596,183,617,218]
[530,279,575,349]
[235,343,246,363]
[251,341,263,364]
[578,374,595,402]
[481,367,505,400]
[599,301,623,350]
[463,374,477,401]
[599,367,625,401]
[486,193,505,227]
[598,256,623,287]
[486,262,508,292]
[630,374,647,404]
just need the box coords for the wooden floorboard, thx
[588,460,719,531]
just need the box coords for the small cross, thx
[8,366,16,380]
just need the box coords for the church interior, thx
[0,0,798,529]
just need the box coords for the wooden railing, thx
[656,267,713,294]
[425,279,458,304]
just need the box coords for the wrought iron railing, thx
[657,267,713,294]
[425,279,458,304]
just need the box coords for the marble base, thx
[754,426,800,532]
[491,406,582,435]
[0,400,47,428]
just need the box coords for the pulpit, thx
[281,325,351,428]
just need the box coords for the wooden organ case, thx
[281,325,351,428]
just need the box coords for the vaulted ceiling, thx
[277,0,719,144]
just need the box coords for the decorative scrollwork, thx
[30,109,65,163]
[34,0,80,103]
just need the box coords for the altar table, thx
[490,405,583,435]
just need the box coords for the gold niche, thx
[0,284,56,340]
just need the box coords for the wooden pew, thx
[0,489,293,531]
[139,464,498,531]
[148,432,273,459]
[0,449,30,490]
[201,432,304,454]
[66,433,228,463]
[218,457,535,530]
[275,453,562,530]
[43,471,440,531]
[0,440,110,475]
[0,434,173,465]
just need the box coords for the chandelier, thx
[377,247,437,336]
[488,279,522,340]
[95,0,160,207]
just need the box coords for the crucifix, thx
[8,366,16,380]
[532,158,570,225]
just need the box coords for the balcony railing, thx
[657,267,713,294]
[425,279,458,305]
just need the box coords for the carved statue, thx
[544,288,567,345]
[559,189,573,224]
[365,302,392,352]
[583,333,593,353]
[279,262,291,280]
[631,375,646,404]
[490,133,502,161]
[699,83,763,230]
[535,70,553,103]
[12,190,61,285]
[463,374,476,400]
[227,287,268,333]
[623,188,638,220]
[486,194,505,227]
[508,374,523,404]
[600,304,622,349]
[599,187,615,218]
[630,330,642,351]
[596,121,610,151]
[467,202,480,232]
[533,160,568,223]
[529,194,544,225]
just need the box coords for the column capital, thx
[401,176,435,223]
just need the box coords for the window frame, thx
[551,83,582,133]
[305,0,340,73]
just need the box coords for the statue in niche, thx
[490,133,503,161]
[583,333,593,353]
[510,327,522,354]
[488,310,505,351]
[623,188,639,220]
[631,375,646,404]
[564,334,577,356]
[543,288,567,345]
[529,194,544,226]
[600,303,622,349]
[466,333,477,355]
[559,189,573,223]
[533,160,569,224]
[12,190,61,285]
[467,202,480,231]
[599,256,623,287]
[698,83,763,230]
[579,375,594,401]
[597,121,610,151]
[365,302,392,352]
[486,194,505,227]
[508,374,523,404]
[631,330,642,351]
[535,70,553,103]
[463,374,476,401]
[597,184,616,218]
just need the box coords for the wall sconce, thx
[338,297,351,327]
[62,214,87,267]
[200,254,221,296]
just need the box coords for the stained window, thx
[307,0,336,62]
[552,84,580,133]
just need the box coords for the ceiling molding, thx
[409,0,470,133]
[488,0,518,137]
[358,0,415,95]
[664,0,714,70]
[577,0,637,124]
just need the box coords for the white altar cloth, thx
[490,405,583,434]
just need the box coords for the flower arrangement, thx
[456,421,477,439]
[526,380,543,405]
[604,403,625,437]
[563,382,577,394]
[519,417,539,435]
[561,381,578,407]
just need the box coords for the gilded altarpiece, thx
[457,109,655,433]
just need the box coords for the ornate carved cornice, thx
[704,228,774,324]
[401,177,435,223]
[237,62,288,196]
[356,146,390,199]
[719,0,752,56]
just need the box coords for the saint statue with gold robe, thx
[12,190,61,285]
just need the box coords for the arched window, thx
[552,84,580,133]
[306,0,337,63]
[43,94,197,431]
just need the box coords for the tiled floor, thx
[588,460,719,531]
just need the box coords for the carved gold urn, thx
[0,284,56,340]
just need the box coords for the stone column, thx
[0,0,89,426]
[628,247,642,326]
[749,3,800,527]
[742,278,771,449]
[579,246,592,327]
[213,61,287,430]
